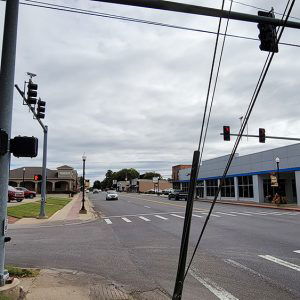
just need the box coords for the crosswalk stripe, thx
[189,268,239,300]
[171,214,185,219]
[139,216,150,222]
[122,217,132,223]
[230,212,252,216]
[200,212,220,217]
[155,215,168,220]
[216,212,237,217]
[293,250,300,254]
[104,218,112,224]
[259,255,300,272]
[192,214,203,218]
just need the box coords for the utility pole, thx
[0,0,20,286]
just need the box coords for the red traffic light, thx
[223,126,230,141]
[34,175,42,181]
[259,128,266,143]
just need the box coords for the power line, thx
[20,0,300,48]
[184,0,295,279]
[230,0,300,21]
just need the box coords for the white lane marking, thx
[155,215,168,220]
[121,217,132,223]
[293,250,300,254]
[259,255,300,272]
[224,259,265,278]
[230,212,252,216]
[192,214,203,218]
[104,218,112,225]
[189,268,239,300]
[171,214,185,219]
[139,216,151,222]
[144,205,151,208]
[287,212,300,215]
[200,212,220,217]
[216,212,237,217]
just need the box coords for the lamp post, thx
[275,157,280,195]
[79,154,87,214]
[22,167,25,187]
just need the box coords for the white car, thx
[106,190,118,201]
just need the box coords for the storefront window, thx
[182,182,189,193]
[221,177,235,198]
[238,175,253,198]
[206,179,219,197]
[196,180,204,198]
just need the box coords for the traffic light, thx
[223,126,230,141]
[27,80,38,105]
[10,136,38,157]
[259,128,266,143]
[34,175,42,181]
[36,99,46,119]
[257,11,278,53]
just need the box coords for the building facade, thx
[130,178,172,193]
[9,165,78,193]
[174,143,300,205]
[172,164,192,181]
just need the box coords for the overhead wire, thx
[199,0,234,164]
[19,0,300,48]
[184,0,295,279]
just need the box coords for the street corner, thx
[19,268,135,300]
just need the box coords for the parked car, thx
[106,190,118,200]
[8,186,24,202]
[168,190,188,201]
[93,189,100,194]
[15,187,36,199]
[162,188,174,195]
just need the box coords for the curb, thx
[196,198,300,211]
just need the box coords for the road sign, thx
[270,173,278,187]
[152,177,159,183]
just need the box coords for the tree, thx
[141,172,162,180]
[93,180,101,189]
[114,168,139,181]
[101,169,115,189]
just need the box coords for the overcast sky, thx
[1,0,300,182]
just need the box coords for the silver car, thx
[106,190,118,201]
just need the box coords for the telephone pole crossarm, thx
[92,0,300,29]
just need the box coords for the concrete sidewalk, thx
[6,268,169,300]
[8,193,97,228]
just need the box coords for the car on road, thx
[15,187,36,199]
[106,190,118,201]
[168,190,188,201]
[8,186,24,202]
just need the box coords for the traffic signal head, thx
[259,128,266,143]
[27,80,38,105]
[34,175,42,181]
[36,99,46,119]
[223,126,230,141]
[10,136,38,157]
[257,11,278,53]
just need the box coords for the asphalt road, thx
[6,192,300,299]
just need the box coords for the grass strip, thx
[5,265,39,278]
[7,196,71,219]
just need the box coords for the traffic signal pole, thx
[0,0,19,286]
[15,85,48,218]
[39,126,48,218]
[221,132,300,142]
[93,0,300,29]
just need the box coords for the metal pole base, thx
[79,208,87,214]
[37,215,48,219]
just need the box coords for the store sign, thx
[152,177,159,183]
[270,173,278,187]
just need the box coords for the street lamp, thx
[275,157,280,195]
[22,167,25,187]
[79,154,87,214]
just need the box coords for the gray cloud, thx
[2,0,300,182]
